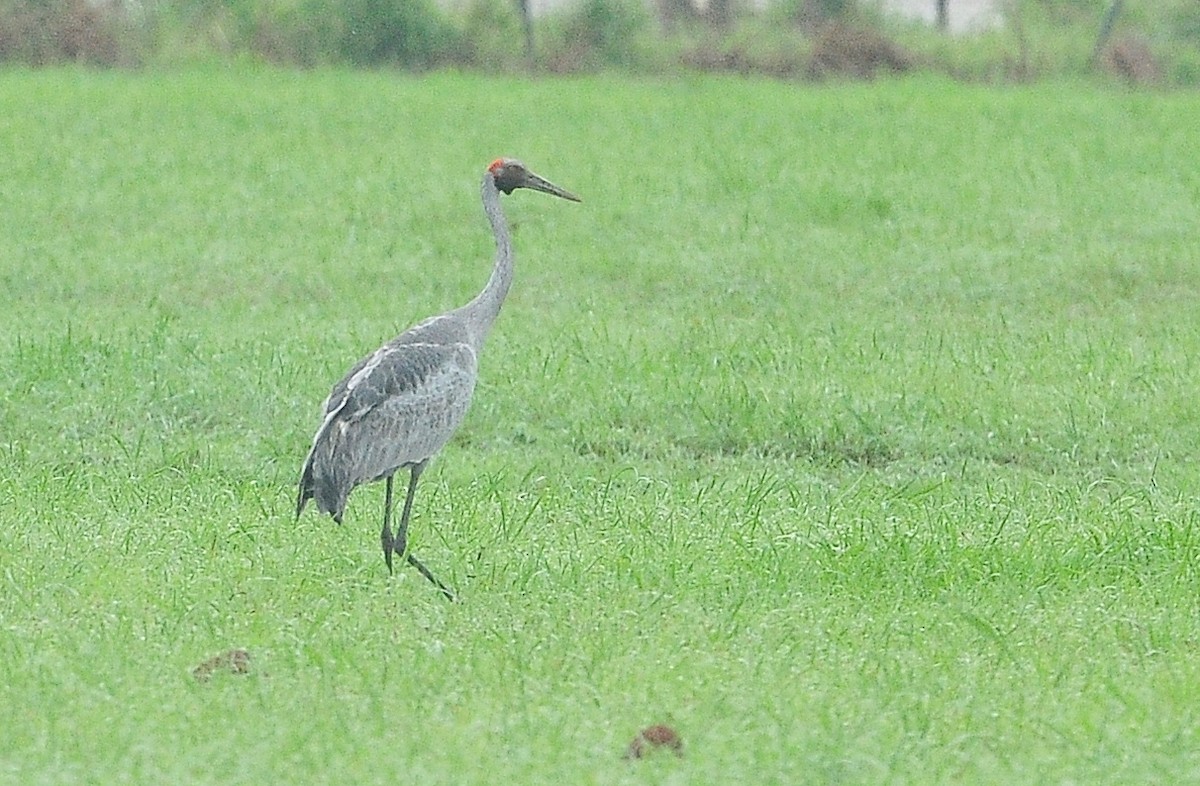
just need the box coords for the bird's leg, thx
[380,473,396,574]
[392,462,421,559]
[395,462,455,602]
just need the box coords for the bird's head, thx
[488,158,581,202]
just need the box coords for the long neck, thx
[460,172,512,345]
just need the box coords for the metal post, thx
[1089,0,1125,69]
[517,0,534,71]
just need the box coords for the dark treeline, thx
[0,0,1196,85]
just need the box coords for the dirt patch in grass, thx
[193,648,252,682]
[624,724,684,759]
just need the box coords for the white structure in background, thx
[878,0,1002,33]
[507,0,1002,33]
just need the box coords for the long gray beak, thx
[523,171,582,203]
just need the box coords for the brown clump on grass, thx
[192,648,251,682]
[624,724,683,760]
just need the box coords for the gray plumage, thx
[296,158,580,599]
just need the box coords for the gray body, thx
[300,319,478,520]
[295,159,579,596]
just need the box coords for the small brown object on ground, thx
[192,648,251,682]
[624,724,683,760]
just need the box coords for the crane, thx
[296,158,580,600]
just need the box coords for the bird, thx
[296,158,580,600]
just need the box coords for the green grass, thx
[1,68,1200,783]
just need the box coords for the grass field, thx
[1,68,1199,784]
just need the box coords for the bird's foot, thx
[407,552,455,602]
[382,529,452,601]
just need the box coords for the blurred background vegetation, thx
[0,0,1196,85]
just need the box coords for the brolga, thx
[296,159,580,600]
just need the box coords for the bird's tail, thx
[296,456,315,520]
[296,446,348,524]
